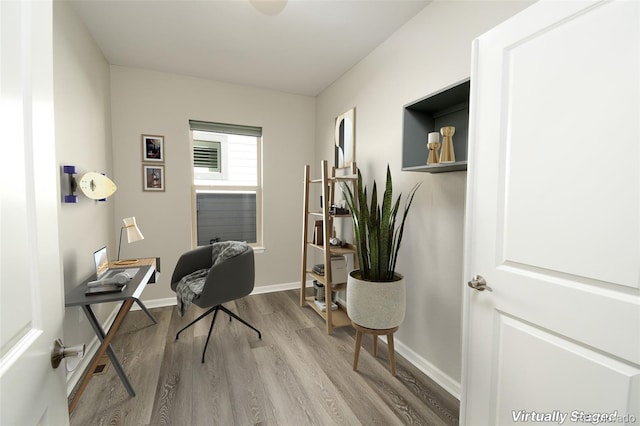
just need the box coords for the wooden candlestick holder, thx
[439,126,456,163]
[427,141,440,164]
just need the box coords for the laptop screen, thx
[93,247,109,279]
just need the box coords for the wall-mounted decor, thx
[334,108,355,168]
[142,134,164,162]
[143,165,165,192]
[62,165,117,203]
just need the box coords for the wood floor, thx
[69,290,459,425]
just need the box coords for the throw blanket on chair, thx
[175,241,248,316]
[211,241,248,266]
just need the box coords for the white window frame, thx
[189,125,263,249]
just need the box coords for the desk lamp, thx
[115,217,144,264]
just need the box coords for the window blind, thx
[189,120,262,137]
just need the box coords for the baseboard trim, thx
[379,335,461,400]
[251,280,313,295]
[131,297,176,310]
[68,280,460,401]
[128,281,312,312]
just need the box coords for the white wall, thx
[110,67,316,302]
[315,0,532,395]
[53,1,116,363]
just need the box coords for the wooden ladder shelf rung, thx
[300,160,358,334]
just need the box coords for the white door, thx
[1,0,69,424]
[462,1,640,425]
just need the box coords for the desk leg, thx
[69,299,135,413]
[135,298,157,324]
[81,304,136,397]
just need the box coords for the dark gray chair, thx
[171,244,261,363]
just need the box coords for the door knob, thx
[468,275,493,292]
[51,339,85,370]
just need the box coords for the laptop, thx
[93,246,139,280]
[86,247,139,295]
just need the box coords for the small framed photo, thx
[143,165,165,192]
[142,134,164,162]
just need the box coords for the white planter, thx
[346,270,406,329]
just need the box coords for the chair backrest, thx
[199,245,254,307]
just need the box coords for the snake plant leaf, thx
[379,166,393,280]
[343,165,421,282]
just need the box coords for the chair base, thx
[176,304,262,363]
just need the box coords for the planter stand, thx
[352,322,399,376]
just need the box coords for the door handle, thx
[51,339,85,370]
[468,275,493,292]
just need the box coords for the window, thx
[189,120,262,247]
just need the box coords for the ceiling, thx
[70,0,431,97]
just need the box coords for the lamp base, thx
[113,259,138,266]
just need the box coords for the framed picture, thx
[335,108,355,168]
[142,134,164,162]
[143,165,165,192]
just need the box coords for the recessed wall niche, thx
[402,79,470,173]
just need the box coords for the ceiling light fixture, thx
[249,0,287,16]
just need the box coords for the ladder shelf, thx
[300,160,358,334]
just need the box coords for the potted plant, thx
[342,165,420,329]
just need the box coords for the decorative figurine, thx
[439,126,456,163]
[427,132,440,165]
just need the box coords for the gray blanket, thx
[175,241,248,316]
[175,268,209,317]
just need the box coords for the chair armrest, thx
[170,245,213,291]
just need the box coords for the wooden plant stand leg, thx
[387,332,396,376]
[352,322,399,376]
[353,328,363,371]
[373,333,378,357]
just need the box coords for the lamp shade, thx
[123,217,144,243]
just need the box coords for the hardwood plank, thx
[216,309,278,425]
[113,307,173,426]
[190,333,234,425]
[69,290,459,426]
[259,309,361,425]
[290,287,459,424]
[69,307,171,426]
[328,323,454,425]
[252,330,335,425]
[241,290,315,332]
[148,307,195,426]
[297,326,400,425]
[353,330,460,425]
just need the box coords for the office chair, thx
[171,243,262,363]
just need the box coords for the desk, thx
[112,257,160,283]
[65,258,159,412]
